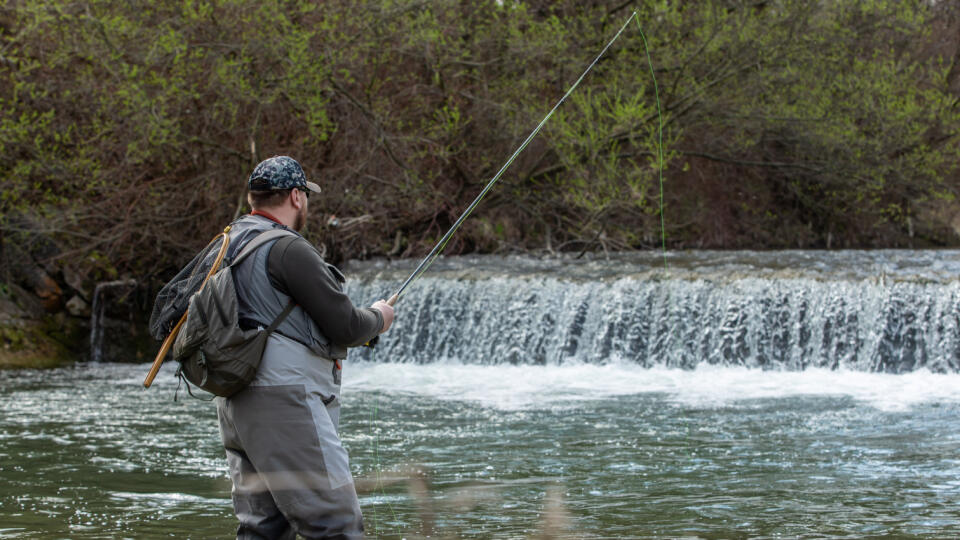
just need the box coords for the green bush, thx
[1,0,957,282]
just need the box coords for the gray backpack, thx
[172,229,295,397]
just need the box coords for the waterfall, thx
[89,283,105,362]
[88,279,139,362]
[343,252,960,372]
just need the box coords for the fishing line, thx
[368,345,398,537]
[634,16,668,272]
[367,10,667,536]
[367,391,379,537]
[390,10,644,304]
[634,15,675,364]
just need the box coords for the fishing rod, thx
[385,10,650,307]
[367,13,665,534]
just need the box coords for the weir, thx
[345,251,960,372]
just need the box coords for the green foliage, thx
[696,0,960,243]
[0,0,958,280]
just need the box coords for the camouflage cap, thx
[247,156,321,194]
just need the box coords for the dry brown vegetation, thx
[1,0,958,288]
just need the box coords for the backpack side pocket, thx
[172,293,209,360]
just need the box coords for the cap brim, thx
[305,181,322,194]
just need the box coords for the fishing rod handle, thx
[143,226,232,389]
[143,313,186,388]
[387,294,398,306]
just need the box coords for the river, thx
[2,250,960,538]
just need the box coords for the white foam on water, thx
[344,361,960,412]
[109,491,230,506]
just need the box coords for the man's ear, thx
[291,188,305,210]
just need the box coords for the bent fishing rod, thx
[386,10,657,307]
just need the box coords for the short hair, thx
[247,189,291,209]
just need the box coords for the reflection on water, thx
[2,362,960,538]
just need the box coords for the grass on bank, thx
[0,320,79,370]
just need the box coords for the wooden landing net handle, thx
[143,226,232,389]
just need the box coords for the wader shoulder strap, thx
[233,228,298,333]
[230,229,297,268]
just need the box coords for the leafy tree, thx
[0,0,957,287]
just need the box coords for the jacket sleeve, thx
[267,237,383,347]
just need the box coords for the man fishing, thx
[216,155,394,539]
[139,10,653,538]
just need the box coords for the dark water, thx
[2,362,959,538]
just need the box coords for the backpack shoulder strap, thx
[230,229,297,267]
[266,300,297,333]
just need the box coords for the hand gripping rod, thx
[387,11,640,307]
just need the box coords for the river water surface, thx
[2,251,960,538]
[2,363,960,538]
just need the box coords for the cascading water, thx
[87,279,140,362]
[345,250,960,372]
[89,283,107,363]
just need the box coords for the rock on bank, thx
[0,226,153,369]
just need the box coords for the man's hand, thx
[371,300,395,333]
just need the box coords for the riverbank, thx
[0,239,153,369]
[0,343,72,370]
[0,286,80,370]
[0,302,153,370]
